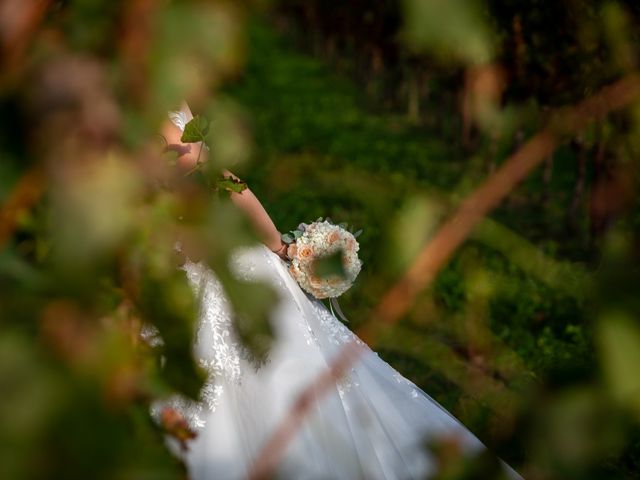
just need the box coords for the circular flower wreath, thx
[282,218,363,300]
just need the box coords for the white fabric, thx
[152,245,522,480]
[168,108,191,132]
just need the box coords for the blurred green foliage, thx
[1,0,640,479]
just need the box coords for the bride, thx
[150,103,523,480]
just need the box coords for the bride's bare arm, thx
[161,105,286,255]
[221,170,285,254]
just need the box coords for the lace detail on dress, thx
[310,299,364,347]
[140,323,163,348]
[149,375,225,430]
[393,371,421,399]
[150,391,207,430]
[183,260,243,384]
[336,368,361,401]
[148,258,248,431]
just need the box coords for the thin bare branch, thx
[0,0,51,74]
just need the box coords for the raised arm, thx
[220,170,286,255]
[161,104,287,257]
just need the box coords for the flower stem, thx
[183,142,205,177]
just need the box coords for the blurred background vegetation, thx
[1,0,640,478]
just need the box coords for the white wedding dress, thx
[149,111,523,480]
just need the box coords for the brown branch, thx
[0,0,51,74]
[119,0,158,104]
[246,73,640,479]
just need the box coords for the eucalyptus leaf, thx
[281,233,294,244]
[293,230,303,239]
[354,229,363,238]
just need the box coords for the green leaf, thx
[216,176,247,194]
[353,229,363,238]
[598,311,640,417]
[180,115,210,143]
[281,233,294,244]
[293,230,303,239]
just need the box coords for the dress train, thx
[151,245,523,480]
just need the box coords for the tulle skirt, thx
[158,245,522,480]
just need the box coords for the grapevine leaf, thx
[180,115,210,143]
[216,176,247,194]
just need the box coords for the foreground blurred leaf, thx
[202,97,253,170]
[218,270,277,365]
[388,194,444,274]
[52,153,141,272]
[0,332,62,480]
[138,265,204,400]
[313,250,346,279]
[401,0,494,64]
[598,311,640,418]
[130,194,205,400]
[473,218,592,301]
[149,2,244,114]
[531,388,627,474]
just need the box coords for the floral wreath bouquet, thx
[282,218,363,320]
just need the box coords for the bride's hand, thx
[271,240,290,261]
